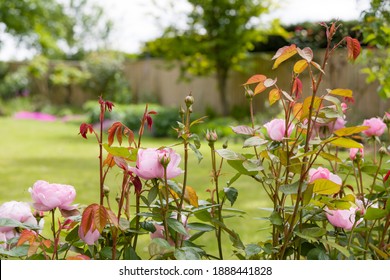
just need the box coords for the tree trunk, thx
[216,68,229,116]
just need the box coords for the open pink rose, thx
[130,148,183,180]
[349,148,364,160]
[308,167,342,185]
[325,205,362,230]
[0,201,38,232]
[264,119,294,141]
[29,180,76,211]
[362,117,386,137]
[78,227,100,245]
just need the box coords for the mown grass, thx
[0,117,271,259]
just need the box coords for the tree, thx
[144,0,284,116]
[0,0,112,59]
[359,0,390,98]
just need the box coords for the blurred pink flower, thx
[264,119,294,141]
[78,227,100,245]
[130,148,183,180]
[325,205,361,230]
[29,180,76,212]
[14,111,57,122]
[362,117,386,137]
[0,201,38,232]
[309,167,342,185]
[349,148,364,160]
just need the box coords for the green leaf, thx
[279,181,307,195]
[325,137,363,149]
[227,160,257,176]
[312,179,341,195]
[243,136,268,148]
[174,247,201,260]
[301,227,327,238]
[307,248,329,260]
[148,238,174,257]
[167,218,188,236]
[365,208,387,220]
[102,144,131,158]
[269,211,283,226]
[189,142,203,163]
[123,246,141,260]
[140,221,156,233]
[320,152,341,162]
[245,243,262,257]
[148,185,159,204]
[224,187,238,206]
[0,218,27,229]
[242,159,263,172]
[187,222,215,232]
[216,149,245,160]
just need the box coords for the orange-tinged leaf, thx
[297,47,313,62]
[17,230,36,246]
[293,103,303,119]
[27,242,40,257]
[272,45,297,69]
[243,74,267,85]
[254,82,266,95]
[269,88,281,105]
[312,179,341,195]
[293,59,308,74]
[346,36,361,61]
[81,203,99,234]
[328,88,353,98]
[42,239,52,248]
[334,126,370,137]
[103,153,115,167]
[106,209,119,228]
[116,125,123,145]
[184,186,199,207]
[301,96,322,121]
[94,205,108,233]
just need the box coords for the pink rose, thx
[264,119,294,141]
[78,226,100,245]
[29,180,76,211]
[325,205,362,230]
[362,117,386,137]
[349,148,364,160]
[308,167,342,185]
[0,201,38,232]
[130,148,183,180]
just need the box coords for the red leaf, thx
[292,77,303,98]
[243,74,267,85]
[125,128,135,146]
[79,123,94,139]
[146,115,153,131]
[346,37,361,61]
[80,204,99,235]
[106,209,119,228]
[148,110,158,115]
[107,122,122,146]
[131,175,142,195]
[384,170,390,182]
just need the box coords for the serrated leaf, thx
[216,149,245,160]
[333,126,370,136]
[320,152,341,162]
[148,238,174,257]
[293,59,308,74]
[269,88,281,105]
[346,36,361,61]
[301,227,327,238]
[189,142,203,163]
[174,247,201,260]
[224,187,238,206]
[167,218,188,236]
[312,179,341,195]
[102,144,131,158]
[231,125,254,135]
[326,137,363,149]
[94,205,108,233]
[270,211,283,226]
[243,74,267,85]
[297,47,313,62]
[328,88,353,98]
[279,181,307,195]
[227,160,257,176]
[272,44,297,69]
[243,136,268,147]
[364,208,387,220]
[187,222,214,232]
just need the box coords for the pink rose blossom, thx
[349,148,364,160]
[78,227,100,245]
[325,205,362,230]
[130,148,183,180]
[308,167,342,185]
[264,119,294,141]
[362,117,386,137]
[29,180,76,211]
[0,201,38,232]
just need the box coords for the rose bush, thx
[1,22,390,260]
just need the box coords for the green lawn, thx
[0,117,270,259]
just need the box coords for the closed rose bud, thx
[184,94,194,107]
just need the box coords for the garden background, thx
[0,0,389,260]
